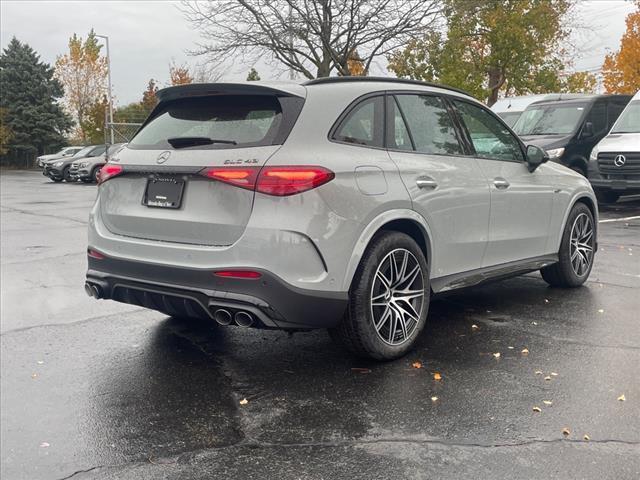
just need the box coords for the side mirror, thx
[582,121,594,138]
[526,145,548,172]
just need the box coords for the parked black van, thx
[512,94,632,176]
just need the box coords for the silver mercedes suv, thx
[85,78,598,360]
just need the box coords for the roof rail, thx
[303,76,472,97]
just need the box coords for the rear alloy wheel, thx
[541,203,595,287]
[330,231,429,360]
[595,189,619,204]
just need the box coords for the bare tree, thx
[181,0,442,79]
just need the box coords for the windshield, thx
[497,111,521,128]
[73,146,95,157]
[611,100,640,134]
[513,103,587,135]
[129,95,284,150]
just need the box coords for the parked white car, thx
[588,90,640,203]
[36,146,84,168]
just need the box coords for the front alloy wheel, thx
[330,231,429,360]
[541,202,595,287]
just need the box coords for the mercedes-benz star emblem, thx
[613,154,626,167]
[156,151,171,164]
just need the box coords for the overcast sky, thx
[0,0,635,106]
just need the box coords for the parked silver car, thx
[70,143,126,183]
[85,78,598,360]
[36,146,84,168]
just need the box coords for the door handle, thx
[416,177,438,189]
[493,178,510,189]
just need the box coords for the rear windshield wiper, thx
[167,137,237,148]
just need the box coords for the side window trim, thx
[386,91,466,157]
[387,94,416,151]
[450,99,526,164]
[329,93,386,150]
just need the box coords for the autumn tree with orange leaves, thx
[602,0,640,94]
[169,61,193,86]
[55,30,107,143]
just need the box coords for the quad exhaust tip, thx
[213,309,233,326]
[234,311,254,328]
[84,282,102,299]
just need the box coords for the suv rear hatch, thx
[98,83,305,246]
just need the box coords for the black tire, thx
[541,202,595,288]
[329,231,430,360]
[595,189,619,204]
[51,177,63,183]
[92,166,101,183]
[62,166,72,182]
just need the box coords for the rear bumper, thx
[86,254,348,329]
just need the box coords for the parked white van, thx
[588,90,640,203]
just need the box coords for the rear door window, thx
[129,95,286,149]
[392,94,463,155]
[454,100,524,162]
[333,96,384,148]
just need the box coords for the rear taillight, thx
[200,166,334,196]
[98,164,124,184]
[200,167,259,190]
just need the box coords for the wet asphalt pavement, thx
[1,171,639,480]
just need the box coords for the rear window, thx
[129,95,288,149]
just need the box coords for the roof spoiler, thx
[156,82,305,103]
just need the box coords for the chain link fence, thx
[105,122,143,145]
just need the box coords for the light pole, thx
[95,34,114,144]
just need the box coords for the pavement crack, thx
[56,465,105,480]
[0,307,145,336]
[2,204,88,226]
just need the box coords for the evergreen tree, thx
[0,37,72,157]
[246,68,261,81]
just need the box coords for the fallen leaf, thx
[36,360,44,365]
[471,324,479,329]
[535,370,543,375]
[492,352,501,358]
[431,396,438,402]
[551,372,558,376]
[508,346,514,350]
[597,309,604,314]
[40,442,50,448]
[618,394,626,402]
[521,348,529,354]
[544,299,549,303]
[544,376,552,381]
[562,427,571,436]
[532,406,542,413]
[239,398,249,405]
[532,321,538,326]
[543,400,553,405]
[31,373,38,379]
[583,434,590,441]
[412,361,422,369]
[351,367,371,374]
[433,372,442,381]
